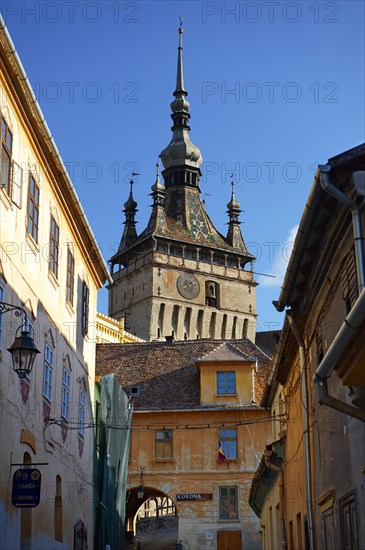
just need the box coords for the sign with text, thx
[176,493,213,501]
[12,468,41,508]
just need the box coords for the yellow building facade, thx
[0,19,109,549]
[97,339,273,549]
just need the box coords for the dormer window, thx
[217,371,236,395]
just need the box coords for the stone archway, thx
[125,486,178,549]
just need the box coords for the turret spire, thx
[118,175,138,251]
[226,180,248,254]
[151,162,166,207]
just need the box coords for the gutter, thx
[0,16,111,287]
[265,314,290,406]
[286,311,315,550]
[273,168,322,312]
[311,165,365,422]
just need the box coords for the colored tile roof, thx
[96,339,271,410]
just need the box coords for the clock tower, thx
[108,24,258,342]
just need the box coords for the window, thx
[61,368,71,421]
[217,371,236,394]
[79,390,86,437]
[81,282,89,336]
[339,491,358,550]
[205,281,218,307]
[219,486,238,519]
[1,115,13,194]
[43,343,53,401]
[155,430,172,459]
[27,175,40,243]
[342,249,359,313]
[11,161,23,208]
[49,216,60,278]
[219,429,237,459]
[66,249,75,305]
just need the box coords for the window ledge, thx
[154,458,176,463]
[65,301,75,316]
[48,270,59,290]
[26,234,39,255]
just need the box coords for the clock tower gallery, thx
[108,25,257,342]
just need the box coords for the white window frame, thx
[43,343,53,401]
[61,368,71,420]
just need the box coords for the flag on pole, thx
[218,440,226,463]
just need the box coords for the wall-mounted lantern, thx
[0,302,40,378]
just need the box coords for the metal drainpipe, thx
[286,311,315,550]
[318,164,365,292]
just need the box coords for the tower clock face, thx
[177,274,200,299]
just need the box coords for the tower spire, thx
[159,19,202,183]
[175,17,186,94]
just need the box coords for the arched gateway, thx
[126,487,178,549]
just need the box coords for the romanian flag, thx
[218,440,226,463]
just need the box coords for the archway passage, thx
[125,487,178,549]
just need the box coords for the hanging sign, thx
[12,468,41,508]
[176,493,212,501]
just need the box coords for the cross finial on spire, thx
[178,17,183,48]
[156,162,160,178]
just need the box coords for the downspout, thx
[318,164,365,292]
[286,311,314,550]
[312,165,365,421]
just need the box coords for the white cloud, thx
[257,224,299,288]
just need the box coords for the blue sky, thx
[3,0,364,331]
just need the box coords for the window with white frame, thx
[79,389,86,437]
[61,368,71,420]
[43,343,53,401]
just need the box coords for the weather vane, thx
[130,172,140,193]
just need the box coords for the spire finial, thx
[156,162,160,180]
[175,17,186,93]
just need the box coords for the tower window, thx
[205,281,219,308]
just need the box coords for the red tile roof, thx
[96,339,271,410]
